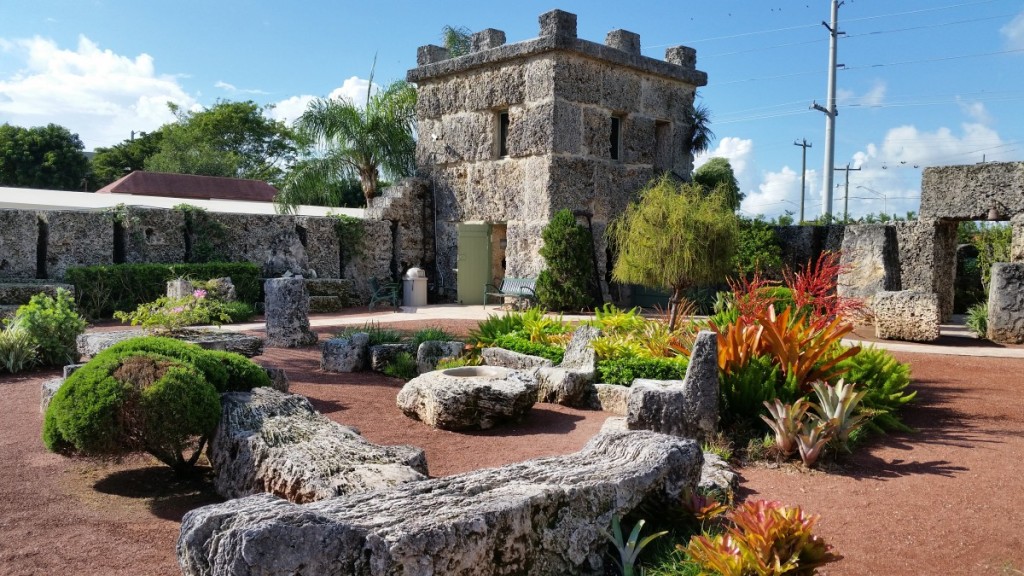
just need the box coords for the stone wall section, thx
[891,219,958,321]
[0,209,39,279]
[921,162,1024,220]
[837,224,900,302]
[123,206,187,264]
[40,210,114,280]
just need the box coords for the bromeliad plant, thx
[685,500,840,576]
[810,379,867,451]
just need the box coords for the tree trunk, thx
[668,285,684,331]
[359,167,378,206]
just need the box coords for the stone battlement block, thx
[873,290,940,342]
[471,28,506,52]
[539,9,577,38]
[606,29,641,55]
[416,44,448,66]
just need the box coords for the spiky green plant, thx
[966,301,988,339]
[810,379,867,452]
[601,516,668,576]
[835,346,914,433]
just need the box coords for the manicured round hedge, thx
[43,336,269,474]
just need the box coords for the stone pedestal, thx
[988,263,1024,344]
[264,278,317,348]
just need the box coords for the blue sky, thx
[2,0,1022,220]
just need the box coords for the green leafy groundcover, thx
[43,336,269,474]
[598,356,689,386]
[490,333,565,364]
[66,262,261,319]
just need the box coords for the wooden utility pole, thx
[835,163,860,223]
[794,139,812,223]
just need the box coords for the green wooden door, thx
[456,223,491,305]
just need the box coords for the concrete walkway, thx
[234,304,1024,360]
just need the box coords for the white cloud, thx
[957,99,992,125]
[695,136,755,190]
[327,76,377,105]
[268,76,377,125]
[268,94,315,124]
[214,80,268,95]
[838,80,886,108]
[743,166,821,220]
[0,35,196,149]
[1001,10,1024,49]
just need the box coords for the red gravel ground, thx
[1,315,1022,575]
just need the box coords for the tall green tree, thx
[536,209,598,311]
[90,130,165,188]
[145,100,298,184]
[276,77,417,210]
[609,176,739,329]
[694,157,743,211]
[0,123,90,190]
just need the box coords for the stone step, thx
[0,282,75,305]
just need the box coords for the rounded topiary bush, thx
[104,336,230,389]
[44,351,221,474]
[207,349,272,392]
[44,336,269,475]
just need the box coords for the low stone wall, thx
[0,206,396,306]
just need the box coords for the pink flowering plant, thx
[114,288,232,333]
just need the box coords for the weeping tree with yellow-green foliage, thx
[609,176,740,330]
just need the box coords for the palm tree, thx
[688,101,715,157]
[276,74,417,211]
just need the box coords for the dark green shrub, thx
[383,352,418,380]
[222,301,256,323]
[10,288,87,366]
[491,333,565,364]
[206,350,272,392]
[597,356,689,386]
[66,261,261,318]
[536,209,597,311]
[719,354,785,426]
[733,217,783,280]
[43,351,221,475]
[411,326,455,347]
[468,311,527,347]
[966,301,988,339]
[835,346,915,432]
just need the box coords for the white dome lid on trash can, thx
[404,267,426,279]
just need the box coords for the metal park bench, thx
[483,277,537,309]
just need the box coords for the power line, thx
[842,47,1024,71]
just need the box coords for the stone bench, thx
[397,365,538,430]
[626,330,720,441]
[178,430,702,576]
[211,388,427,503]
[873,290,940,342]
